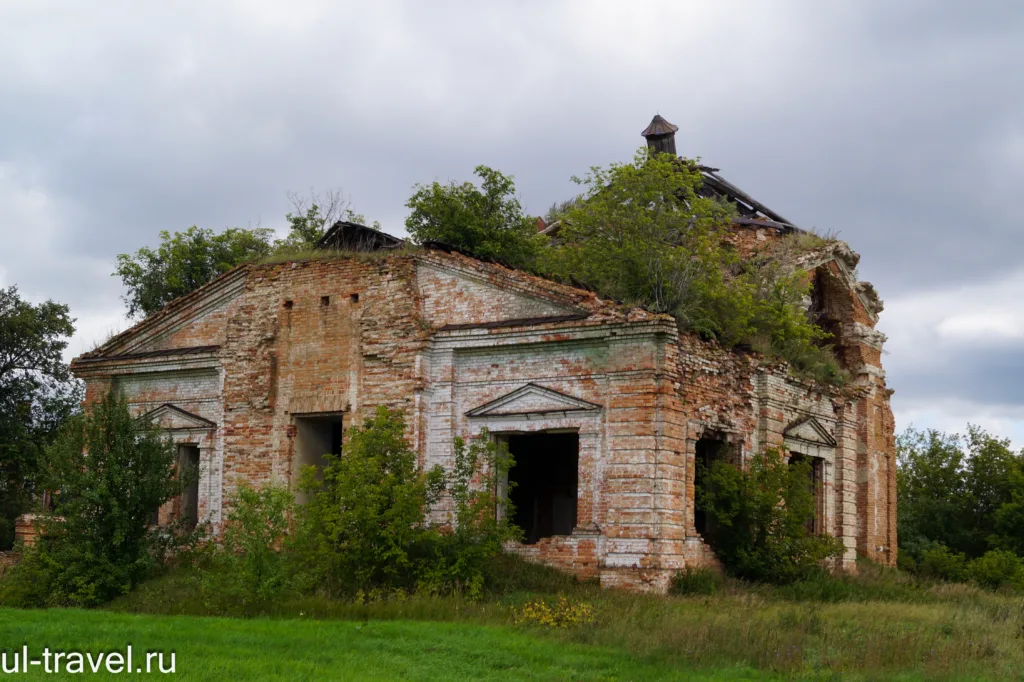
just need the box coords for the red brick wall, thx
[70,246,898,590]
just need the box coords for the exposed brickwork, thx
[68,241,896,592]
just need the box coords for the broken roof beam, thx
[700,170,799,229]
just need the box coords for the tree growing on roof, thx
[404,165,543,269]
[114,189,377,318]
[539,147,842,384]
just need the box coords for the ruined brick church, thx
[69,117,896,591]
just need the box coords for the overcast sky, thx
[1,1,1022,443]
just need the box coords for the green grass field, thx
[0,607,769,681]
[5,561,1024,680]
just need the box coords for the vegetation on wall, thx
[113,157,843,386]
[114,189,376,319]
[404,165,543,269]
[539,148,843,385]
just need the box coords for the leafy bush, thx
[291,406,440,597]
[404,165,543,268]
[669,566,724,596]
[697,448,843,584]
[200,484,295,613]
[417,434,520,598]
[917,544,968,582]
[0,540,58,607]
[291,407,519,600]
[967,550,1022,589]
[1,389,184,607]
[540,147,842,385]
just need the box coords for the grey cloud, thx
[2,0,1023,437]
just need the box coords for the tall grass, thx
[97,556,1024,680]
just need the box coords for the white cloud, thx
[895,400,1024,448]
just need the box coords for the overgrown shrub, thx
[0,539,57,607]
[669,566,724,596]
[417,434,520,598]
[967,550,1022,589]
[1,388,184,607]
[404,165,543,268]
[290,406,440,597]
[697,448,843,584]
[291,407,517,600]
[200,483,294,613]
[917,544,969,582]
[539,147,843,385]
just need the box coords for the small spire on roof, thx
[641,114,679,156]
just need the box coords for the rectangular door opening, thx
[293,414,343,504]
[507,431,579,544]
[788,452,824,534]
[177,444,200,530]
[694,436,735,547]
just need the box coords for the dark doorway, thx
[177,445,200,530]
[293,414,343,504]
[694,437,731,546]
[789,453,824,534]
[507,432,579,544]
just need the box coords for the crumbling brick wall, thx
[69,244,897,592]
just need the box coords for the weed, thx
[513,596,595,629]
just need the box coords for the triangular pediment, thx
[466,384,601,417]
[784,417,837,447]
[138,404,216,430]
[73,266,247,365]
[416,261,585,329]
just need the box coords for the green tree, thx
[896,427,969,563]
[897,425,1024,564]
[543,147,735,331]
[15,388,184,606]
[541,147,838,382]
[420,432,519,597]
[200,483,294,614]
[291,406,444,597]
[0,286,80,550]
[405,165,542,268]
[114,225,274,318]
[697,448,843,584]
